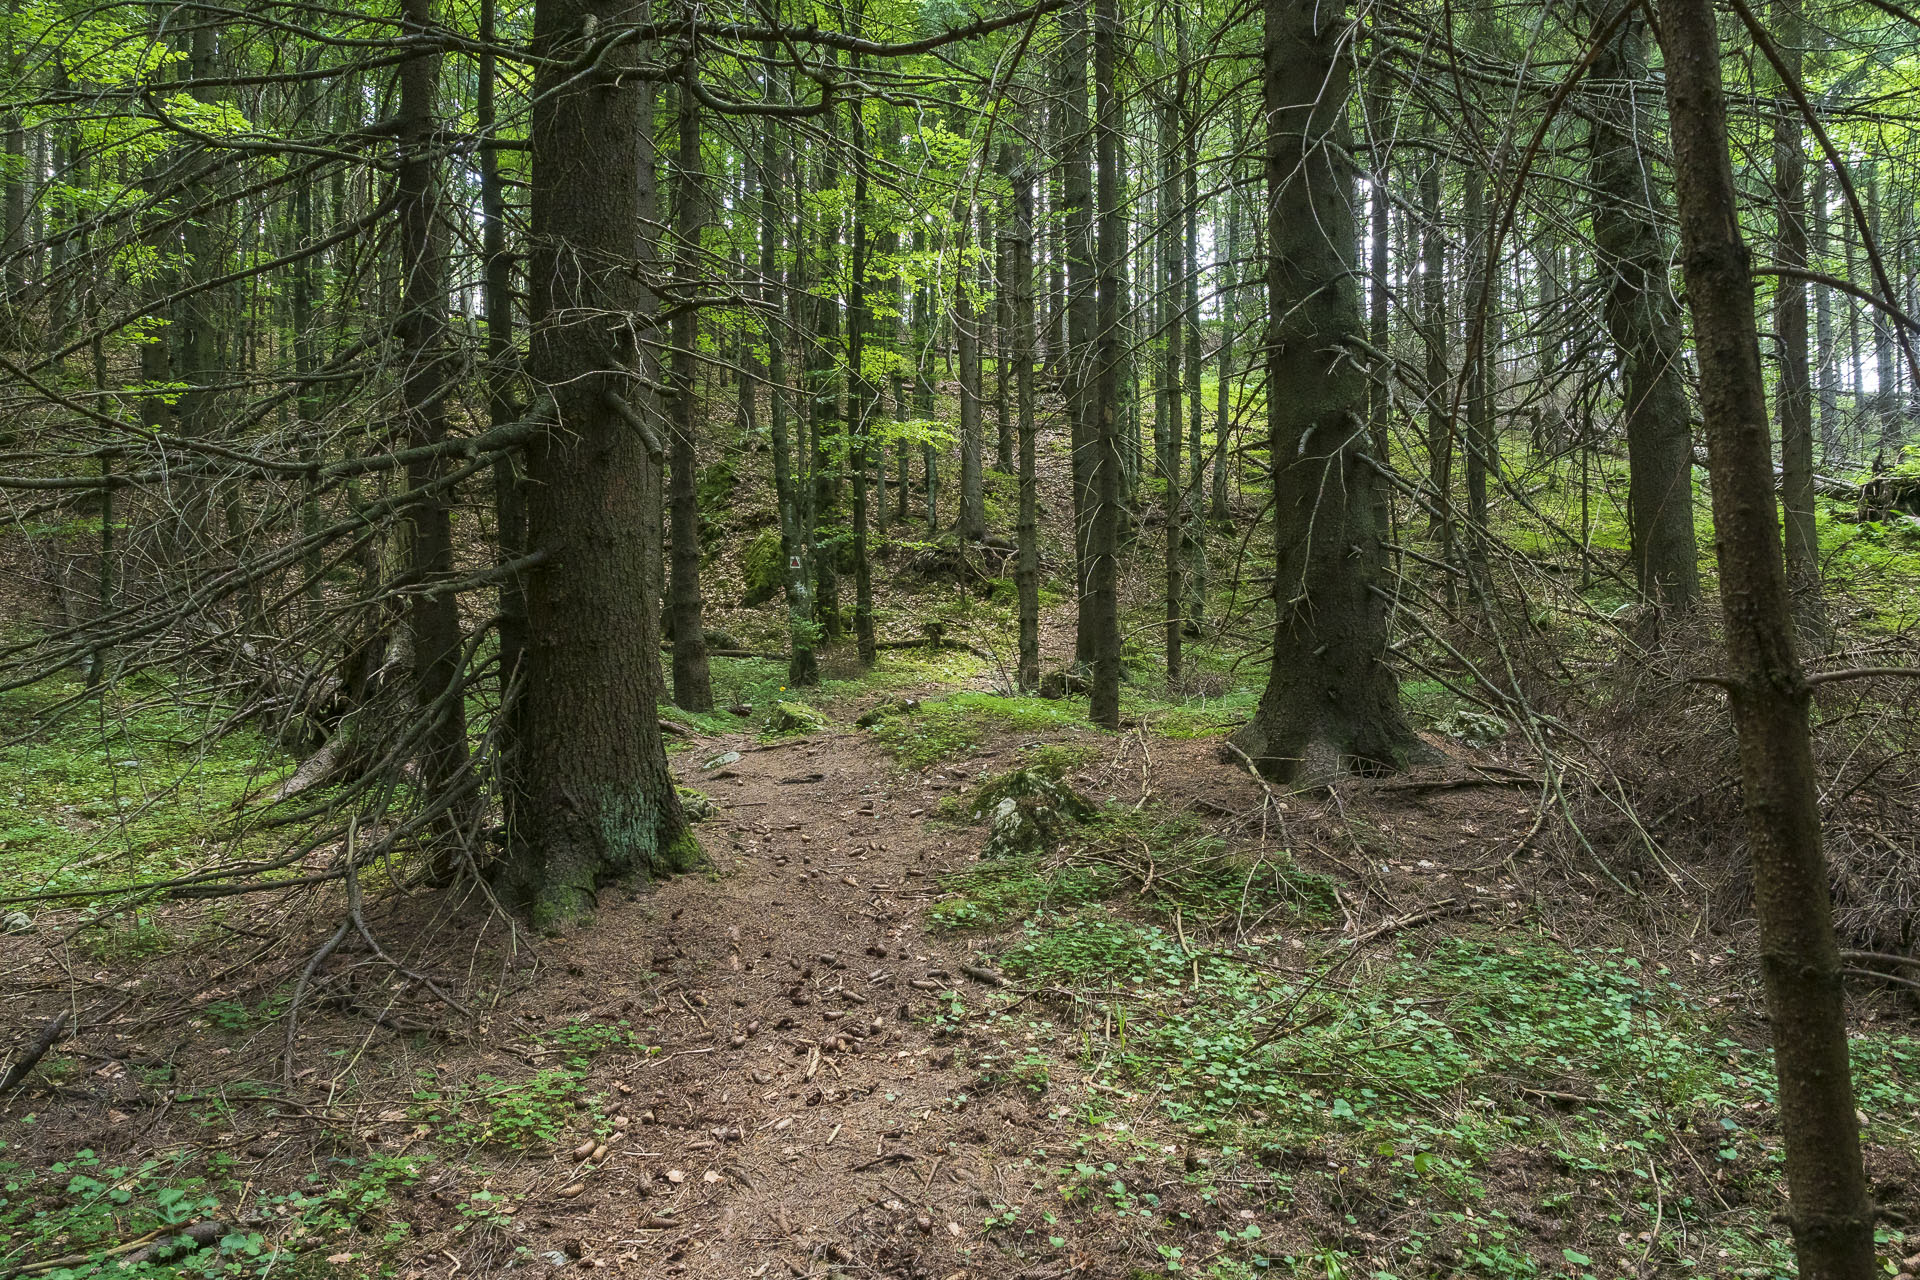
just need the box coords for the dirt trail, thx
[527,726,1192,1279]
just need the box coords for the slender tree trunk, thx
[1061,0,1097,668]
[1771,0,1822,636]
[1212,135,1238,523]
[847,46,876,664]
[956,206,986,542]
[395,0,474,854]
[1181,48,1205,635]
[809,147,843,634]
[1012,165,1040,691]
[1868,163,1895,453]
[1590,2,1701,609]
[505,0,694,927]
[1366,57,1392,539]
[1421,154,1450,549]
[1231,0,1415,782]
[1159,78,1184,682]
[668,80,712,711]
[1813,165,1837,452]
[761,92,818,688]
[994,179,1014,473]
[914,226,938,531]
[1661,4,1873,1274]
[1464,162,1490,539]
[1085,0,1124,727]
[478,0,527,747]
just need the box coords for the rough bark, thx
[1420,154,1450,550]
[1159,77,1184,682]
[1590,2,1701,609]
[1660,2,1874,1274]
[1060,0,1097,668]
[395,0,473,853]
[762,76,817,688]
[503,0,695,928]
[478,0,527,752]
[1230,0,1416,783]
[956,210,987,543]
[1085,0,1124,728]
[1012,166,1040,691]
[1771,0,1822,635]
[667,81,713,711]
[847,54,876,664]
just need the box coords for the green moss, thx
[740,527,786,607]
[867,692,1092,766]
[658,827,704,875]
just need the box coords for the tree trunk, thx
[847,52,876,664]
[668,80,713,711]
[1060,0,1097,668]
[1212,122,1240,523]
[1230,0,1415,783]
[1771,0,1822,636]
[1464,161,1490,539]
[1590,1,1701,609]
[1420,153,1450,550]
[1012,165,1041,691]
[1813,164,1837,452]
[478,0,527,750]
[956,207,987,542]
[914,226,938,531]
[1366,56,1392,538]
[808,148,843,634]
[762,105,818,688]
[1660,3,1873,1273]
[1085,0,1124,728]
[1181,41,1205,636]
[504,0,695,928]
[1159,77,1184,682]
[395,0,474,854]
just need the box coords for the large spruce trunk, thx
[1230,0,1414,783]
[502,0,695,927]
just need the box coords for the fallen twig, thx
[0,1010,70,1094]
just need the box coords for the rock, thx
[739,528,787,608]
[1038,668,1091,700]
[701,750,742,771]
[1433,708,1508,746]
[2,911,30,934]
[768,701,825,733]
[973,769,1093,859]
[855,696,921,728]
[676,788,716,822]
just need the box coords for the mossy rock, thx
[855,696,920,728]
[741,527,786,608]
[978,769,1094,859]
[676,787,716,822]
[767,701,826,733]
[698,455,737,508]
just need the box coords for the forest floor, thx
[8,664,1920,1280]
[9,411,1920,1279]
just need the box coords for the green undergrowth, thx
[0,1015,648,1278]
[0,675,294,902]
[865,691,1093,767]
[659,648,988,739]
[931,795,1920,1277]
